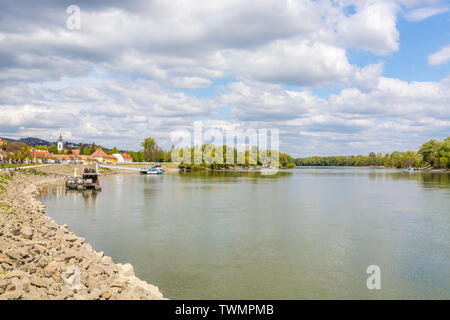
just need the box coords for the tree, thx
[83,147,92,155]
[35,145,48,151]
[48,145,58,154]
[141,138,163,162]
[418,139,442,167]
[108,147,118,155]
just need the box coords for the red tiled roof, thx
[71,149,81,156]
[91,149,115,159]
[90,149,108,157]
[32,150,52,158]
[122,153,132,159]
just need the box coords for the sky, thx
[0,0,449,157]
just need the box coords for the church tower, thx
[57,133,64,152]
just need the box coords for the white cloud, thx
[404,5,449,21]
[221,80,326,121]
[224,40,355,86]
[336,1,400,55]
[170,77,212,89]
[428,44,450,66]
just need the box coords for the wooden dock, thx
[66,168,102,191]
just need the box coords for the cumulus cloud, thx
[224,40,355,86]
[336,1,400,55]
[220,80,326,121]
[0,0,405,86]
[404,5,449,21]
[0,0,448,155]
[428,44,450,66]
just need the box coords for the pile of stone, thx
[0,173,164,300]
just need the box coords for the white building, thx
[112,153,133,163]
[57,133,64,152]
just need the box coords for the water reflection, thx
[38,168,450,299]
[39,185,99,204]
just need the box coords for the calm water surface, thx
[39,168,450,299]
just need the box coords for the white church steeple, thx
[57,133,64,152]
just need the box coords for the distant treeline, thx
[295,137,450,169]
[174,145,296,169]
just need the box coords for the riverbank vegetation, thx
[126,137,296,169]
[295,137,450,169]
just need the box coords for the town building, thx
[57,133,64,152]
[112,153,133,163]
[31,150,53,164]
[90,149,117,163]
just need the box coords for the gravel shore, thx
[0,168,165,300]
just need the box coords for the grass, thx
[0,174,11,194]
[0,163,34,169]
[0,202,15,215]
[23,168,48,176]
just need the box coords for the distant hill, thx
[0,136,127,153]
[19,137,53,147]
[0,137,52,147]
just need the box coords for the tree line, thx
[295,137,450,169]
[126,138,296,168]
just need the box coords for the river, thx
[38,167,450,299]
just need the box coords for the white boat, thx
[140,165,164,175]
[260,164,278,175]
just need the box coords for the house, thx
[32,150,53,163]
[122,154,133,162]
[53,154,73,163]
[90,149,117,163]
[0,138,3,147]
[112,153,133,163]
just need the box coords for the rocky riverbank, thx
[0,170,165,300]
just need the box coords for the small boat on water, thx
[260,163,278,175]
[140,164,165,175]
[66,167,102,191]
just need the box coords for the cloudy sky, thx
[0,0,449,156]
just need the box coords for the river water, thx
[38,168,450,299]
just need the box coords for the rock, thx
[55,287,73,300]
[0,290,22,300]
[0,279,11,290]
[111,279,124,288]
[20,227,33,240]
[5,270,27,279]
[117,263,135,277]
[5,249,21,261]
[65,234,78,242]
[100,291,112,300]
[0,172,165,301]
[100,256,113,266]
[65,250,77,260]
[44,261,58,273]
[73,293,89,300]
[30,276,50,288]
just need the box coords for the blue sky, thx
[0,0,449,156]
